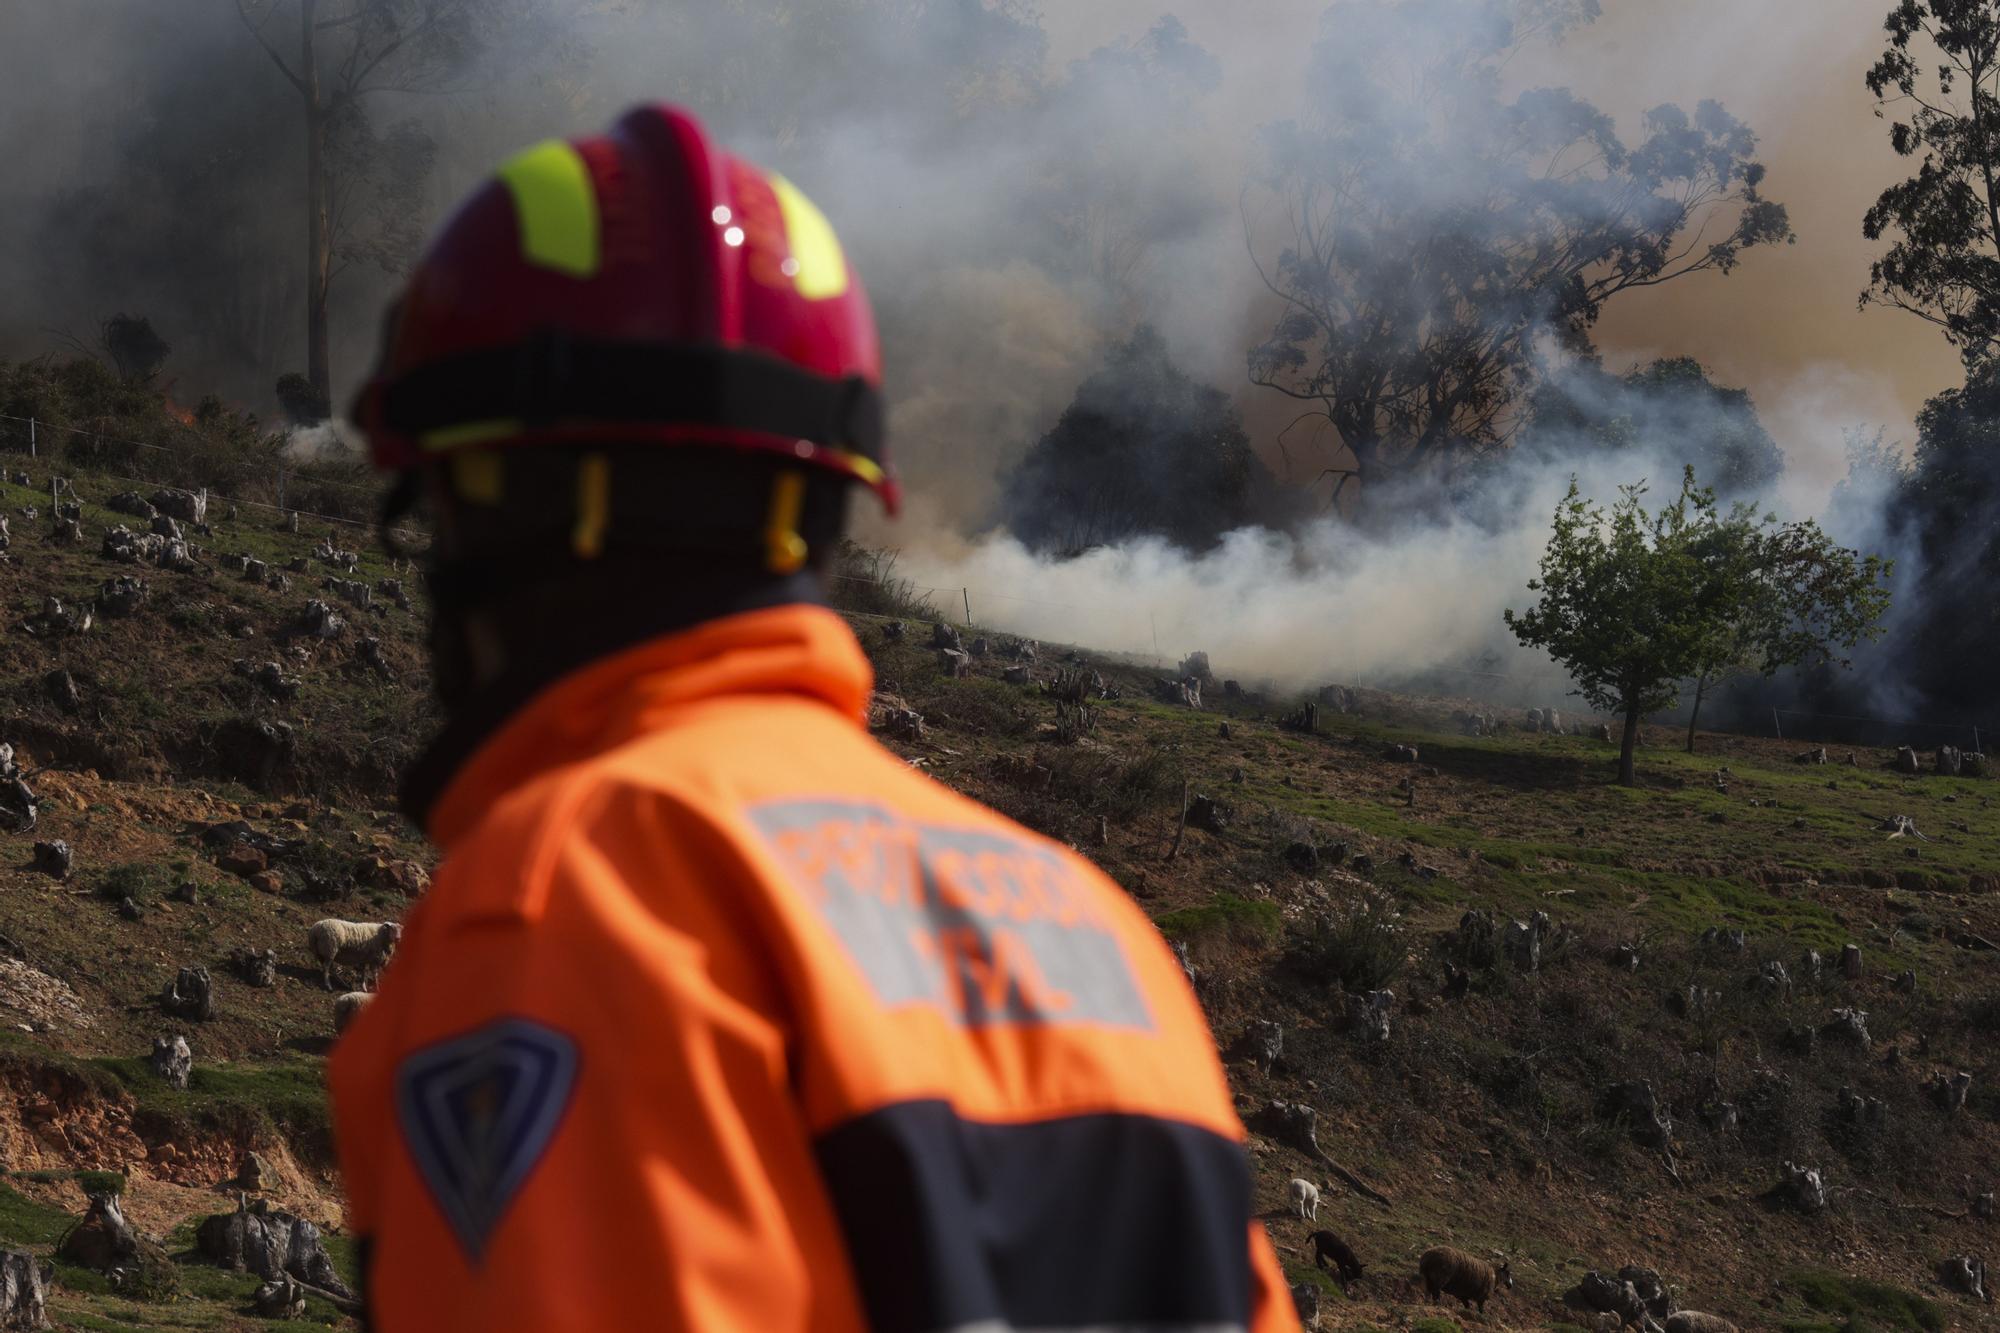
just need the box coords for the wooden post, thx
[1167,778,1191,862]
[962,587,972,627]
[1773,708,1783,740]
[27,417,34,458]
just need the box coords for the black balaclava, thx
[390,445,853,825]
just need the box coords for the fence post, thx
[1772,708,1783,741]
[276,466,286,511]
[27,417,34,459]
[962,587,973,627]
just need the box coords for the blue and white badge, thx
[395,1017,579,1264]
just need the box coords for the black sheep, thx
[1309,1229,1365,1285]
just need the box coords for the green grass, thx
[10,1169,126,1196]
[1785,1269,1944,1332]
[1156,893,1283,947]
[0,1184,73,1247]
[93,1055,330,1144]
[1412,1318,1466,1333]
[1283,1260,1345,1298]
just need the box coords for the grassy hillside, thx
[0,447,1995,1329]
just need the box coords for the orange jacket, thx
[330,604,1297,1332]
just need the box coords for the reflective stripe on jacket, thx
[330,604,1297,1332]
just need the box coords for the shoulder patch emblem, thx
[395,1018,579,1264]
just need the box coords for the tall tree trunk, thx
[302,0,332,402]
[1685,673,1708,754]
[1619,700,1642,787]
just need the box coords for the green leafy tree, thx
[1248,0,1791,502]
[1678,511,1890,752]
[1864,0,2000,366]
[1507,470,1890,785]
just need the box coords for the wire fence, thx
[0,412,391,532]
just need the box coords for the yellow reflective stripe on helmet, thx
[496,140,601,278]
[420,418,523,452]
[768,173,849,300]
[824,447,884,486]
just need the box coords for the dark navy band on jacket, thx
[812,1100,1255,1333]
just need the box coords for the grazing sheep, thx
[1289,1177,1320,1221]
[1664,1314,1737,1333]
[1418,1245,1513,1313]
[333,991,375,1035]
[306,919,402,991]
[1308,1229,1365,1285]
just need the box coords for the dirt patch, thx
[0,1063,340,1227]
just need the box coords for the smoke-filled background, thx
[1,0,1992,731]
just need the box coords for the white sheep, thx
[1289,1177,1320,1221]
[307,919,402,991]
[333,990,375,1035]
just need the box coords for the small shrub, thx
[1412,1318,1464,1333]
[96,862,168,904]
[1290,894,1406,993]
[74,1170,125,1197]
[828,540,938,620]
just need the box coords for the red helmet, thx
[353,103,898,514]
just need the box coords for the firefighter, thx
[334,102,1297,1332]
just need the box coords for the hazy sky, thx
[1043,0,1962,509]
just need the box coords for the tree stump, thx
[30,842,69,880]
[1780,1160,1827,1212]
[254,1276,307,1319]
[0,1249,49,1330]
[150,1035,191,1090]
[55,1194,136,1272]
[161,968,214,1022]
[195,1199,353,1301]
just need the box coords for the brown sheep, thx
[1418,1245,1512,1313]
[1665,1314,1737,1333]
